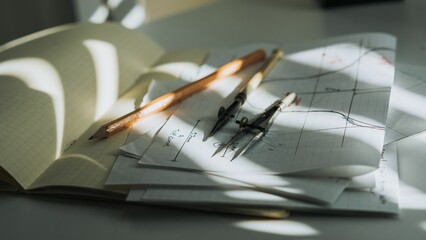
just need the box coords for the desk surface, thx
[2,0,426,239]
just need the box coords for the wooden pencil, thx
[89,48,266,139]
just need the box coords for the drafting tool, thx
[89,49,266,139]
[213,92,296,161]
[206,48,284,140]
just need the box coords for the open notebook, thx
[0,22,209,198]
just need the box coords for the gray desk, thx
[2,0,426,239]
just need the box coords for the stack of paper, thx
[106,33,404,216]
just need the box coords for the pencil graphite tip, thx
[88,126,108,140]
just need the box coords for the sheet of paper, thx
[0,23,164,189]
[127,143,399,214]
[108,155,349,204]
[137,33,396,177]
[107,54,350,204]
[385,63,426,143]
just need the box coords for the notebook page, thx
[0,23,164,189]
[29,50,207,191]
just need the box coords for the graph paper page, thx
[137,33,396,177]
[0,23,166,190]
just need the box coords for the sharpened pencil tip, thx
[88,126,109,140]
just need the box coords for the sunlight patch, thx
[236,220,319,236]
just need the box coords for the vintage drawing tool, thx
[213,92,296,160]
[89,49,266,139]
[206,48,284,140]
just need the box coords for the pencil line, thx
[271,125,384,137]
[172,120,200,162]
[295,46,326,154]
[244,87,390,110]
[288,110,385,130]
[341,39,363,147]
[263,47,394,84]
